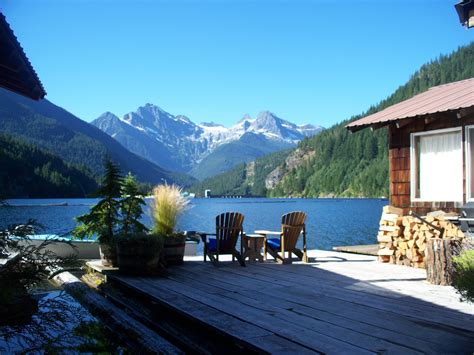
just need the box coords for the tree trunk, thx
[425,238,462,286]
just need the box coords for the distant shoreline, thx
[2,196,389,207]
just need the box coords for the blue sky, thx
[1,0,472,127]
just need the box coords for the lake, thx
[0,198,387,252]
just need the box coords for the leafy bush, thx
[453,242,474,303]
[152,184,189,235]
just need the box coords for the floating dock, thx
[97,250,474,353]
[332,244,378,256]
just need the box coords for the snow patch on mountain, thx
[92,104,323,173]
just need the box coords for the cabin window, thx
[466,126,474,201]
[410,128,463,202]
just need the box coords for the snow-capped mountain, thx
[92,104,323,179]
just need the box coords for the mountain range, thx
[1,42,471,198]
[0,88,194,189]
[92,106,323,179]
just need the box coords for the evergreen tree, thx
[120,173,147,236]
[73,158,123,244]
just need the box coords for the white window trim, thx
[410,127,463,202]
[466,125,474,202]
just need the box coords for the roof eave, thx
[0,13,46,100]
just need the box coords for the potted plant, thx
[116,231,163,274]
[116,173,163,275]
[73,158,122,266]
[152,184,190,265]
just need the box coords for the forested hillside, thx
[191,133,293,180]
[189,149,290,196]
[0,135,98,198]
[271,42,474,197]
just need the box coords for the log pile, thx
[377,206,464,268]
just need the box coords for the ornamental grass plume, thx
[152,184,189,235]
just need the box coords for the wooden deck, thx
[332,244,378,256]
[110,250,474,354]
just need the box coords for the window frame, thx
[410,127,463,202]
[465,125,474,202]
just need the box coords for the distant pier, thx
[205,194,264,198]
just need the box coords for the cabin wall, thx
[388,111,474,215]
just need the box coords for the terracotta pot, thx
[163,234,186,265]
[99,243,117,267]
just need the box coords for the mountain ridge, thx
[92,105,323,178]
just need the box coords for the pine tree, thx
[120,173,147,236]
[73,158,122,244]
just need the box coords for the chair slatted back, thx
[215,212,244,253]
[281,211,306,251]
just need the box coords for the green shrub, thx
[453,246,474,303]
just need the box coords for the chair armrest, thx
[200,233,216,243]
[186,235,201,243]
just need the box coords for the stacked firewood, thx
[377,206,405,265]
[377,206,464,268]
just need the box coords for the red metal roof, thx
[346,78,474,132]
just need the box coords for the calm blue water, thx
[0,198,386,252]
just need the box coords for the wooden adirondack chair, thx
[203,212,246,267]
[264,211,308,264]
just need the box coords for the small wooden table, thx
[242,234,265,262]
[254,230,281,237]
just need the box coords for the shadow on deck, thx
[105,250,474,354]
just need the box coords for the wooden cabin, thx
[347,78,474,215]
[455,0,474,29]
[0,12,46,100]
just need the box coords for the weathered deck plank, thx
[115,275,316,354]
[111,250,474,354]
[166,269,423,353]
[186,260,474,330]
[128,277,374,354]
[171,264,471,352]
[254,264,474,330]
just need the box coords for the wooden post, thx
[425,238,462,286]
